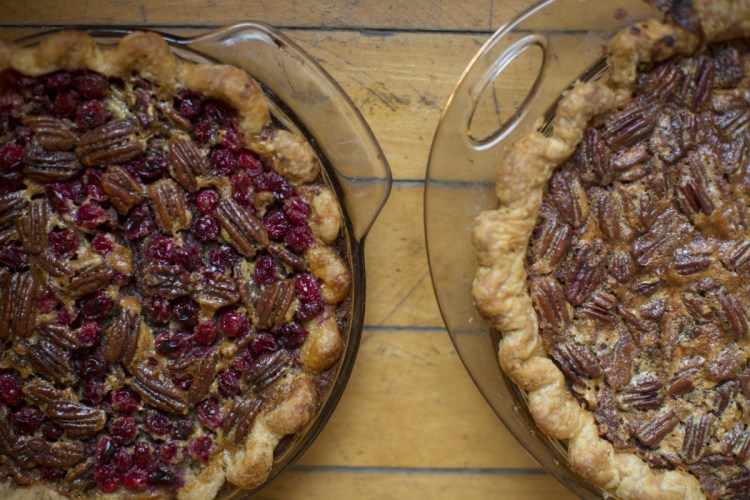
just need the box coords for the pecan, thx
[255,279,295,331]
[38,322,81,351]
[20,339,75,384]
[187,351,219,405]
[129,361,189,414]
[0,272,39,340]
[147,178,192,234]
[36,248,74,278]
[22,148,82,181]
[638,60,682,98]
[728,474,750,497]
[727,240,750,270]
[672,249,712,276]
[15,199,50,255]
[681,291,714,323]
[269,243,308,271]
[667,362,701,396]
[610,251,636,283]
[15,438,85,468]
[631,207,689,267]
[75,119,145,167]
[223,399,263,444]
[677,155,715,216]
[689,55,714,111]
[104,306,141,367]
[550,341,601,387]
[716,108,750,138]
[67,262,114,299]
[65,456,96,484]
[0,192,26,228]
[194,271,239,309]
[718,291,749,339]
[581,291,617,322]
[715,380,739,415]
[708,347,741,382]
[722,424,750,461]
[601,330,633,390]
[169,136,208,193]
[24,379,106,436]
[101,165,144,214]
[604,103,657,147]
[595,189,621,242]
[140,264,194,298]
[158,103,192,132]
[246,350,292,391]
[636,409,679,448]
[528,211,572,275]
[21,115,78,151]
[564,243,606,305]
[595,388,628,450]
[215,198,269,257]
[713,44,743,89]
[0,226,18,246]
[549,169,589,228]
[529,276,570,331]
[683,414,713,463]
[584,129,612,185]
[650,112,685,164]
[619,378,663,410]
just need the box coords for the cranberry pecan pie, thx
[472,1,750,498]
[0,30,351,498]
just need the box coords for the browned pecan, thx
[16,199,50,254]
[708,347,742,382]
[223,399,263,444]
[528,210,572,275]
[24,380,106,437]
[594,188,621,242]
[0,272,39,340]
[612,144,652,183]
[619,378,663,410]
[169,136,208,193]
[0,194,29,230]
[688,55,715,111]
[158,102,192,132]
[672,248,712,276]
[722,424,750,461]
[187,351,219,405]
[728,474,750,497]
[0,226,18,246]
[140,264,195,298]
[194,271,239,309]
[36,248,74,278]
[147,178,192,234]
[564,243,606,305]
[255,279,295,332]
[610,251,636,283]
[584,129,612,185]
[14,439,85,468]
[67,262,114,299]
[716,108,750,138]
[580,291,617,322]
[677,155,715,216]
[683,414,713,463]
[604,103,657,147]
[269,243,309,271]
[22,148,82,181]
[594,388,628,450]
[101,165,144,214]
[717,291,749,339]
[600,330,633,391]
[667,361,701,396]
[550,341,601,387]
[681,291,714,323]
[715,380,739,415]
[713,44,744,88]
[65,456,96,484]
[215,198,269,257]
[19,339,75,384]
[529,276,570,332]
[75,119,145,167]
[727,240,750,270]
[246,350,292,391]
[38,323,81,351]
[129,361,189,414]
[20,115,78,151]
[650,112,685,164]
[549,169,589,228]
[636,409,679,448]
[638,60,682,98]
[104,306,141,367]
[631,207,690,267]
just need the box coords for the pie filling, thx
[526,40,750,497]
[0,62,347,494]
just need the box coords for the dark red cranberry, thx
[42,422,63,442]
[279,322,309,349]
[231,170,254,206]
[188,436,216,463]
[264,209,290,240]
[210,147,239,176]
[233,347,256,372]
[112,269,130,285]
[0,171,24,196]
[194,321,218,346]
[192,117,214,144]
[268,171,296,200]
[123,467,148,491]
[78,356,107,379]
[95,436,116,463]
[251,332,280,354]
[218,369,241,397]
[176,90,204,119]
[40,467,65,480]
[174,244,201,271]
[295,273,322,302]
[0,243,29,271]
[284,197,311,224]
[56,306,76,325]
[124,203,156,240]
[0,142,22,171]
[208,245,237,271]
[0,91,22,117]
[196,399,223,430]
[77,291,113,320]
[144,295,171,324]
[52,89,80,117]
[44,182,74,213]
[79,321,102,349]
[43,70,73,91]
[76,100,107,130]
[220,309,249,339]
[172,297,200,327]
[238,150,264,176]
[110,416,138,446]
[192,214,219,243]
[38,289,59,313]
[0,374,22,406]
[222,127,243,152]
[133,442,154,469]
[159,442,183,464]
[76,202,107,228]
[297,299,324,322]
[94,464,121,493]
[203,99,234,126]
[111,389,141,414]
[170,417,194,440]
[112,447,134,473]
[285,224,314,253]
[253,172,272,192]
[147,463,175,486]
[194,189,219,214]
[75,71,107,99]
[83,379,105,404]
[83,169,107,201]
[254,255,279,285]
[11,407,43,435]
[155,330,192,359]
[0,69,23,90]
[171,375,193,391]
[91,233,114,256]
[48,229,79,257]
[144,411,172,439]
[146,236,176,264]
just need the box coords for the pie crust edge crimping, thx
[472,1,750,498]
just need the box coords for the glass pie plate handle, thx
[11,23,392,498]
[424,0,656,498]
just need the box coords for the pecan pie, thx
[0,30,351,498]
[472,1,750,498]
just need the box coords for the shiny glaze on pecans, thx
[255,279,295,331]
[24,380,106,436]
[16,199,50,254]
[147,178,192,234]
[129,361,189,415]
[21,115,78,151]
[22,148,82,182]
[101,165,144,215]
[103,307,141,367]
[75,119,145,167]
[169,136,208,193]
[215,198,269,257]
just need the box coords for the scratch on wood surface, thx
[377,270,430,326]
[365,82,410,113]
[140,4,148,23]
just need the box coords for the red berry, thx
[44,182,75,213]
[40,467,65,480]
[295,273,322,303]
[76,202,107,228]
[210,147,239,175]
[222,127,243,152]
[38,289,59,313]
[94,464,121,493]
[194,189,219,213]
[192,117,214,144]
[0,143,22,171]
[172,297,200,327]
[188,435,216,463]
[297,299,324,322]
[133,442,154,469]
[192,215,219,243]
[196,399,223,429]
[0,243,28,271]
[83,379,105,404]
[279,321,308,348]
[123,467,148,491]
[263,209,290,240]
[159,442,183,464]
[76,100,107,130]
[56,306,76,325]
[155,330,191,358]
[91,233,114,256]
[49,229,79,257]
[171,374,193,391]
[144,295,171,324]
[111,389,141,414]
[144,411,172,439]
[238,150,264,176]
[112,447,134,473]
[220,309,248,339]
[52,89,80,117]
[0,92,22,117]
[77,291,113,320]
[75,71,107,99]
[203,99,234,125]
[145,236,176,264]
[78,321,102,348]
[124,203,156,240]
[254,255,278,285]
[267,171,295,200]
[110,416,138,446]
[95,436,116,463]
[0,374,22,406]
[284,197,311,224]
[218,369,241,397]
[11,407,43,435]
[251,332,279,354]
[171,417,193,440]
[231,170,254,206]
[42,422,63,442]
[176,90,203,119]
[147,463,176,486]
[208,245,237,271]
[43,70,73,91]
[285,225,313,253]
[78,357,107,379]
[233,348,256,372]
[174,245,201,271]
[194,321,218,345]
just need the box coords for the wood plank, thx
[262,470,576,499]
[297,328,540,469]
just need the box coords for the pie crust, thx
[0,31,351,498]
[472,1,750,498]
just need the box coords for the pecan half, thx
[36,248,74,278]
[140,264,194,298]
[104,306,141,367]
[528,210,572,274]
[595,188,622,242]
[22,148,82,181]
[717,291,749,339]
[20,339,75,384]
[631,207,689,267]
[0,272,39,340]
[223,399,263,444]
[101,165,144,215]
[715,380,739,415]
[194,271,239,310]
[636,409,679,448]
[683,414,713,463]
[564,243,606,305]
[604,103,657,147]
[667,362,701,396]
[722,424,750,461]
[187,351,219,405]
[269,243,308,271]
[15,439,85,468]
[0,193,26,229]
[246,350,292,391]
[15,199,50,255]
[672,248,712,276]
[215,198,269,257]
[21,115,78,151]
[610,251,636,283]
[38,323,81,351]
[580,291,617,322]
[549,169,589,228]
[585,129,612,185]
[147,178,192,234]
[169,136,208,193]
[595,388,628,450]
[689,55,714,111]
[75,119,145,167]
[601,329,633,391]
[529,276,570,332]
[24,380,106,437]
[67,262,115,299]
[129,361,189,415]
[550,341,601,387]
[727,240,750,270]
[255,279,295,331]
[619,378,663,410]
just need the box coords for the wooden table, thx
[1,1,577,498]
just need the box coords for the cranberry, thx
[42,422,63,442]
[264,210,291,240]
[159,442,183,464]
[0,374,22,406]
[56,306,76,325]
[280,321,309,348]
[78,291,113,320]
[45,182,74,213]
[11,407,43,435]
[0,92,22,117]
[210,147,239,175]
[48,229,79,257]
[146,236,176,264]
[192,214,219,243]
[254,255,279,285]
[0,70,22,90]
[0,142,22,171]
[171,375,193,391]
[112,447,134,473]
[75,71,107,99]
[284,197,311,224]
[52,89,80,117]
[209,245,237,271]
[78,356,107,379]
[110,416,138,446]
[94,464,121,493]
[83,169,107,201]
[231,170,254,206]
[144,411,172,439]
[195,189,219,213]
[196,399,223,429]
[203,99,234,126]
[268,171,296,200]
[133,442,154,469]
[174,245,201,271]
[238,150,264,176]
[95,436,116,463]
[123,467,148,491]
[124,203,156,240]
[43,70,73,91]
[192,117,215,144]
[40,467,65,480]
[0,243,28,271]
[79,321,102,348]
[155,330,191,358]
[172,297,200,327]
[252,332,280,354]
[176,90,204,119]
[171,417,194,440]
[297,299,324,322]
[144,295,171,324]
[188,435,216,463]
[76,202,107,228]
[220,309,249,339]
[295,273,322,303]
[0,171,24,196]
[83,379,105,404]
[76,100,107,130]
[222,127,243,152]
[38,289,59,313]
[147,463,175,486]
[91,233,114,256]
[233,348,256,372]
[111,389,141,414]
[194,321,218,345]
[218,369,241,397]
[285,225,313,253]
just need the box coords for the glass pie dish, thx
[424,0,660,497]
[5,23,391,497]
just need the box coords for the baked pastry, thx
[0,30,351,498]
[472,1,750,498]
